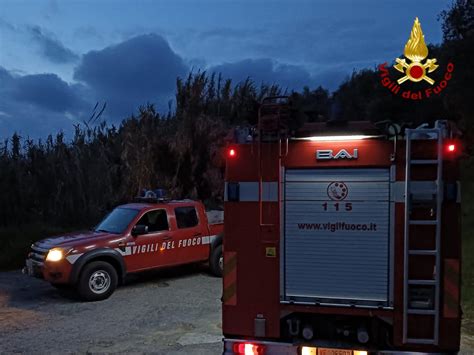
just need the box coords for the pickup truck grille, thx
[30,244,49,262]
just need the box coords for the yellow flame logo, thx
[394,17,438,85]
[404,17,428,62]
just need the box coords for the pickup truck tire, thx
[209,244,223,277]
[77,261,118,301]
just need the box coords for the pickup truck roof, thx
[118,201,224,225]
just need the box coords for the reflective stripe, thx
[66,253,83,264]
[443,259,460,318]
[391,180,461,203]
[114,246,132,256]
[202,235,218,245]
[223,251,237,305]
[224,182,278,202]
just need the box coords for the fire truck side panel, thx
[224,143,281,338]
[283,168,391,306]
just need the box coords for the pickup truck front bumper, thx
[23,244,71,284]
[23,258,44,278]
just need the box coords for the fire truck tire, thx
[77,261,118,301]
[210,244,223,277]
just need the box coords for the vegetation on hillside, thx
[0,0,472,272]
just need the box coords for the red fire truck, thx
[222,97,461,354]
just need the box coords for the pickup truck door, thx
[125,208,176,272]
[172,205,209,264]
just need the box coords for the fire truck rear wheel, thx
[77,261,118,301]
[210,244,223,277]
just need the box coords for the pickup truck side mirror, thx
[132,224,148,236]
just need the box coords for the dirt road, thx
[1,266,473,354]
[0,265,222,354]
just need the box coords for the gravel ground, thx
[0,265,222,354]
[0,266,472,354]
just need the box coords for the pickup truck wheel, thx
[77,261,117,301]
[210,244,223,277]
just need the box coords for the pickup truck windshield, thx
[95,208,139,234]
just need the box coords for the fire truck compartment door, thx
[284,168,390,306]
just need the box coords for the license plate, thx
[318,349,352,355]
[26,259,33,276]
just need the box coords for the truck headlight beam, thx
[46,248,64,262]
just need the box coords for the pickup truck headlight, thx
[46,248,64,262]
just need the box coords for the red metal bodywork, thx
[223,138,461,353]
[28,201,223,284]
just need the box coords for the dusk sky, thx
[0,0,451,139]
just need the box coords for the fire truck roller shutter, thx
[283,168,390,306]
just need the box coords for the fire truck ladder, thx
[403,125,444,345]
[257,96,289,227]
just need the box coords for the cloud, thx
[12,73,84,112]
[0,32,355,139]
[0,66,87,139]
[74,33,188,118]
[1,34,190,138]
[29,26,79,63]
[209,58,316,91]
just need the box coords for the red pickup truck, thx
[24,199,224,301]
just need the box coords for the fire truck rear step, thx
[407,309,437,315]
[408,249,437,256]
[410,159,438,165]
[403,123,445,345]
[408,280,436,286]
[409,220,437,225]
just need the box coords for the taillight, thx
[445,140,460,156]
[228,148,237,158]
[233,342,265,355]
[446,143,456,153]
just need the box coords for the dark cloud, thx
[1,34,190,138]
[74,34,188,118]
[0,66,87,139]
[12,73,84,112]
[209,58,315,91]
[29,26,79,63]
[0,33,352,139]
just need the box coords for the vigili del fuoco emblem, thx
[379,17,454,100]
[394,17,438,85]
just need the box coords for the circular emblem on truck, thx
[327,182,348,201]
